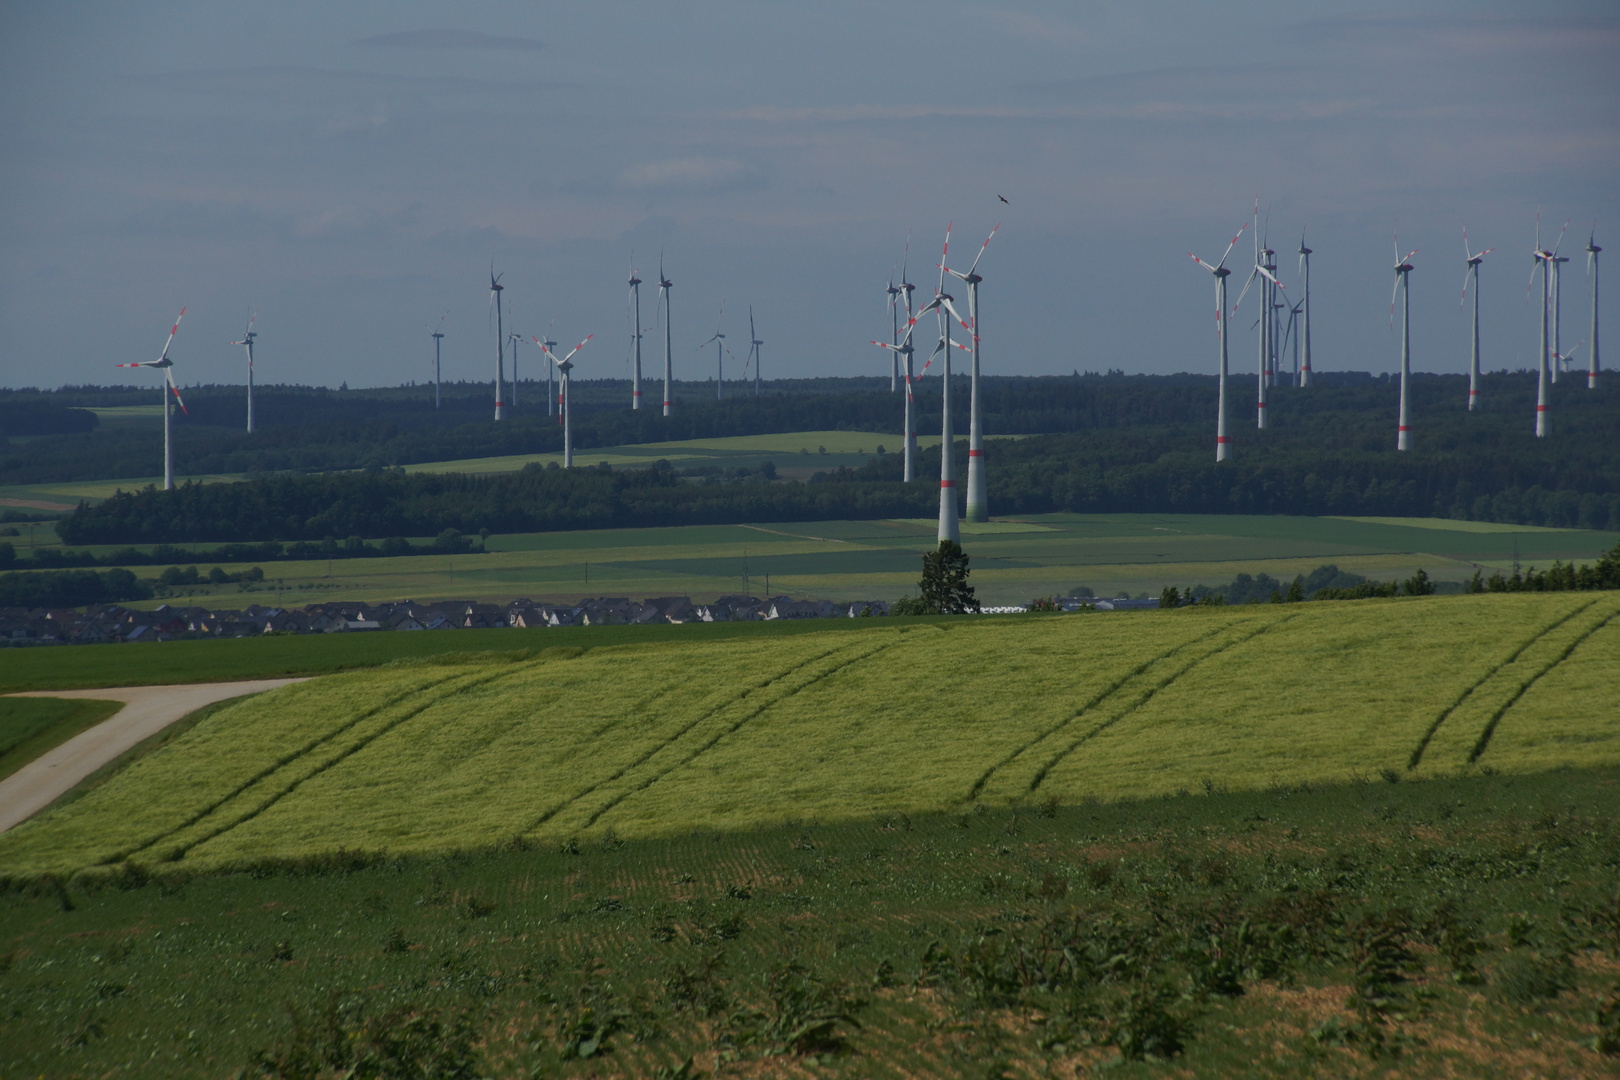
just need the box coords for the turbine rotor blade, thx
[965,223,1000,278]
[158,306,186,362]
[562,334,594,362]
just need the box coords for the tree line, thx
[9,371,1611,488]
[34,371,1620,543]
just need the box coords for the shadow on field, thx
[2,766,1617,1077]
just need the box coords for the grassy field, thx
[79,511,1618,611]
[0,430,939,510]
[1,765,1615,1078]
[403,429,957,481]
[0,697,123,781]
[3,591,1614,880]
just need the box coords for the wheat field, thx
[2,591,1615,878]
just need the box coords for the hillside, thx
[4,592,1614,879]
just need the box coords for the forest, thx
[24,371,1620,544]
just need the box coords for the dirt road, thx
[0,679,307,833]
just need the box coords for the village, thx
[0,594,906,645]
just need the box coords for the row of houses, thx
[0,594,894,645]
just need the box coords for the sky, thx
[1,1,1615,393]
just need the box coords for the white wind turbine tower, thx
[1297,231,1313,387]
[698,301,727,400]
[1189,221,1247,461]
[117,308,188,490]
[658,256,674,416]
[1588,229,1602,389]
[1390,231,1418,451]
[885,273,901,391]
[429,312,446,409]
[537,333,594,468]
[1460,226,1494,412]
[542,326,558,417]
[1553,249,1571,382]
[489,265,507,421]
[1233,216,1283,429]
[508,331,524,408]
[628,262,644,409]
[1281,297,1304,383]
[747,307,763,397]
[915,224,974,543]
[1528,212,1565,438]
[869,309,920,481]
[945,223,999,523]
[229,308,258,433]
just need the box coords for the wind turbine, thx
[1189,221,1247,461]
[870,304,920,480]
[489,264,506,421]
[747,306,763,397]
[628,262,644,409]
[1588,228,1602,389]
[1461,227,1494,412]
[1233,208,1283,429]
[1528,212,1565,437]
[541,325,557,417]
[916,224,973,543]
[885,272,902,392]
[658,256,674,416]
[508,331,524,407]
[1297,231,1313,387]
[698,301,726,401]
[229,308,258,433]
[429,312,446,409]
[1391,231,1418,451]
[1280,297,1304,383]
[1553,247,1571,383]
[537,333,594,468]
[117,308,188,490]
[945,223,999,523]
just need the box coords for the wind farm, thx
[5,6,1617,1078]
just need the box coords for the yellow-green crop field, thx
[4,591,1615,879]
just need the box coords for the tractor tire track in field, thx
[98,672,466,867]
[515,639,864,837]
[1468,606,1619,764]
[966,623,1231,802]
[1407,597,1600,770]
[1027,613,1301,794]
[580,637,901,830]
[120,668,512,865]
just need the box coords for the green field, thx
[2,713,1616,1077]
[87,511,1619,611]
[3,592,1613,879]
[403,429,956,481]
[0,697,123,782]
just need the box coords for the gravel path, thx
[0,679,307,833]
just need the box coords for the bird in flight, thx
[997,194,1009,204]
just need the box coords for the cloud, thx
[617,156,765,193]
[352,28,544,51]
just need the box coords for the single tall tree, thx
[919,539,981,614]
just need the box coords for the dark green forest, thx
[25,371,1620,544]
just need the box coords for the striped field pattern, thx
[2,591,1616,878]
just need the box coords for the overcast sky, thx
[2,1,1615,393]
